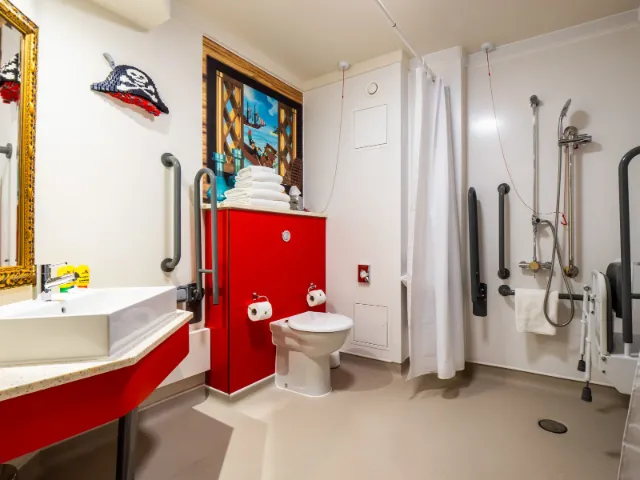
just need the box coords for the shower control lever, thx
[518,260,552,272]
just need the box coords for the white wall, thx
[304,61,407,363]
[33,0,200,288]
[2,0,299,292]
[466,12,640,382]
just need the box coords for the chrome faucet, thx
[39,263,78,301]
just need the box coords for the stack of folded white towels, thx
[222,165,290,211]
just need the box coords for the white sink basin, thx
[0,286,177,365]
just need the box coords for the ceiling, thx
[182,0,639,84]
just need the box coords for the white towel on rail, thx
[515,289,557,336]
[224,188,290,203]
[234,180,284,193]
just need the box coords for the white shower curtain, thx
[406,71,464,380]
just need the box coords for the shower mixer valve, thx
[519,260,552,273]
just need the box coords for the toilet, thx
[270,311,353,397]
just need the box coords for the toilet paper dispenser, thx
[307,283,327,307]
[248,293,272,322]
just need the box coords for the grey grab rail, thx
[497,183,510,279]
[161,153,182,272]
[498,285,583,301]
[619,146,640,346]
[194,168,219,305]
[468,187,487,317]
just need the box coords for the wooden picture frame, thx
[202,38,303,201]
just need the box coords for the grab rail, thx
[161,153,181,273]
[468,187,487,317]
[498,285,583,301]
[194,168,219,305]
[619,146,640,346]
[497,183,510,279]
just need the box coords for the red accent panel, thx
[204,209,327,394]
[0,324,189,464]
[228,211,326,393]
[204,209,230,392]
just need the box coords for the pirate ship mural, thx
[242,86,279,169]
[203,40,303,202]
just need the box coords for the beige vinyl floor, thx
[30,355,629,480]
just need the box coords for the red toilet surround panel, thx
[204,209,326,394]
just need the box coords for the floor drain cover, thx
[538,419,568,434]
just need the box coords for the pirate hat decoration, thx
[0,53,21,104]
[91,53,169,116]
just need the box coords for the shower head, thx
[560,98,572,119]
[558,98,572,140]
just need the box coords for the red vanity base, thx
[0,323,189,464]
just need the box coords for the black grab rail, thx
[497,183,510,279]
[619,146,640,345]
[468,187,487,317]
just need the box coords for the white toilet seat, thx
[287,311,353,333]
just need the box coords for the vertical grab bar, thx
[194,168,219,305]
[619,146,640,349]
[497,183,510,279]
[468,187,487,317]
[161,153,181,273]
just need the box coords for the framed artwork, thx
[202,38,303,202]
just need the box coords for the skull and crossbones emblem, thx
[91,57,169,115]
[117,68,158,103]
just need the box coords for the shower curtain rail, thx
[373,0,436,80]
[161,153,181,273]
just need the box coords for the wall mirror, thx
[0,0,37,289]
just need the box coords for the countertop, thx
[202,203,328,218]
[0,310,193,402]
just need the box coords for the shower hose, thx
[542,145,576,328]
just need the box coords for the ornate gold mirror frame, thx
[0,0,37,289]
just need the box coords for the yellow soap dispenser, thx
[75,265,90,288]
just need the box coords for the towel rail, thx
[161,153,181,273]
[498,285,582,301]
